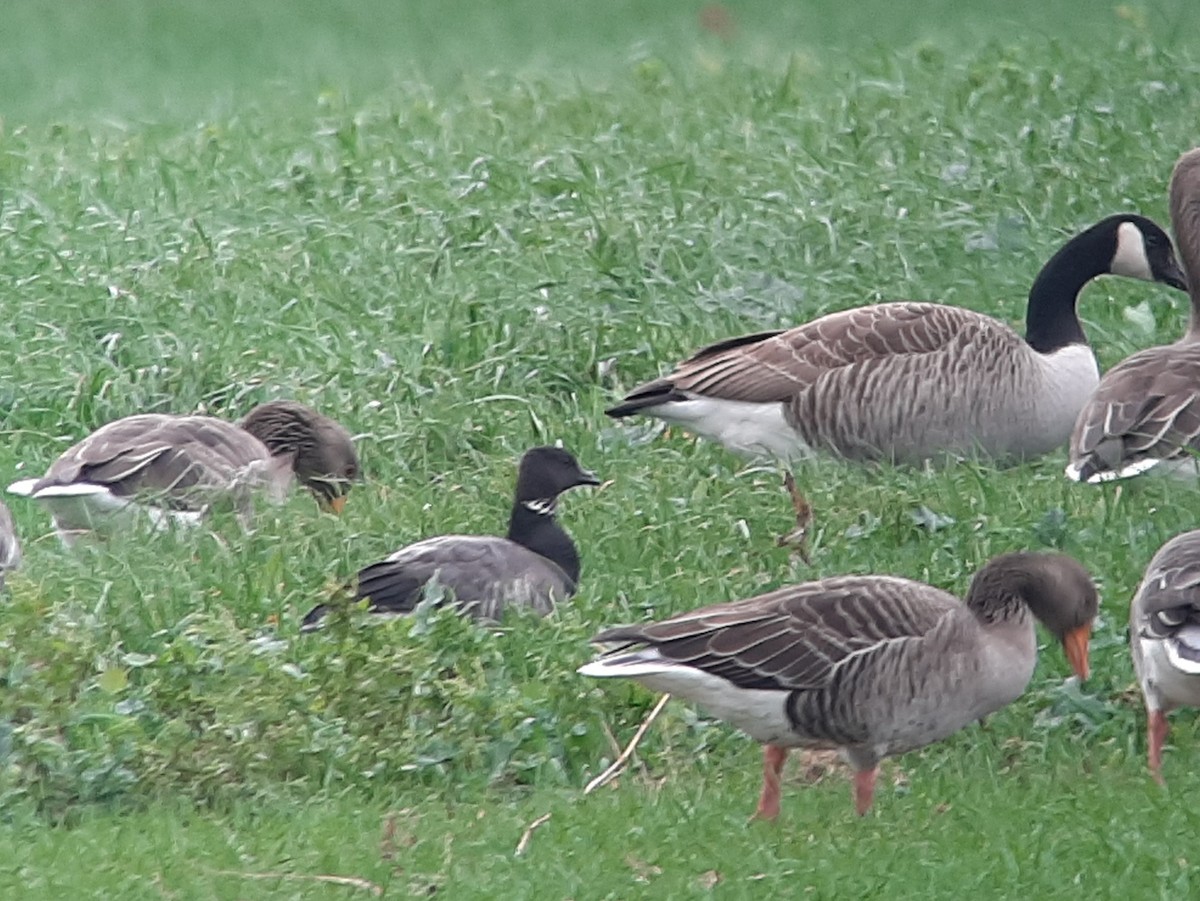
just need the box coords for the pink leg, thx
[1148,710,1169,786]
[753,745,789,821]
[853,766,878,816]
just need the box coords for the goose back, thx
[7,414,289,537]
[305,535,575,627]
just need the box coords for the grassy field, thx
[5,0,1200,897]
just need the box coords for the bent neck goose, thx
[1130,530,1200,783]
[239,401,359,512]
[607,215,1184,465]
[1068,149,1200,483]
[579,552,1096,819]
[7,401,358,544]
[301,446,599,629]
[0,501,21,590]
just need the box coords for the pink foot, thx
[753,745,788,821]
[853,766,878,816]
[1149,709,1169,786]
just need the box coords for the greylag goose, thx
[1068,149,1200,482]
[607,215,1184,465]
[579,552,1096,818]
[1130,530,1200,783]
[7,400,358,543]
[0,501,21,589]
[301,446,599,628]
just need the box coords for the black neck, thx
[1024,231,1112,354]
[507,500,581,586]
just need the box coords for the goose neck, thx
[965,586,1030,628]
[507,502,581,584]
[1023,238,1102,355]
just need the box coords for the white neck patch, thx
[522,498,557,516]
[1110,221,1154,281]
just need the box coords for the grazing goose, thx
[1068,150,1200,482]
[301,446,599,628]
[0,501,21,589]
[607,215,1185,465]
[1130,530,1200,783]
[579,552,1096,818]
[7,400,358,543]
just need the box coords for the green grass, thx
[5,0,1200,896]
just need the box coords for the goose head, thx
[514,446,601,507]
[1102,214,1187,289]
[239,401,360,513]
[967,552,1099,679]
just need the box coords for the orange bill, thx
[1062,622,1092,680]
[327,495,347,515]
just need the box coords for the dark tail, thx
[299,561,427,632]
[605,383,688,418]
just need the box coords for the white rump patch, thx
[24,482,114,500]
[6,479,38,497]
[579,649,796,745]
[1065,456,1160,483]
[1110,221,1154,281]
[640,395,811,460]
[1066,454,1198,484]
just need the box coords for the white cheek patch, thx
[1110,221,1155,281]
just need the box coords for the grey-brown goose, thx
[0,501,21,589]
[607,215,1184,464]
[1130,530,1200,783]
[579,552,1096,818]
[7,400,358,543]
[1068,150,1200,482]
[301,446,599,628]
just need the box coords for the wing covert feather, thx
[37,415,270,503]
[1070,344,1200,477]
[591,576,958,692]
[646,303,995,404]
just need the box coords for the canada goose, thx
[301,446,599,628]
[579,552,1096,818]
[1130,530,1200,784]
[7,400,358,543]
[1068,150,1200,482]
[607,215,1185,465]
[0,501,21,589]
